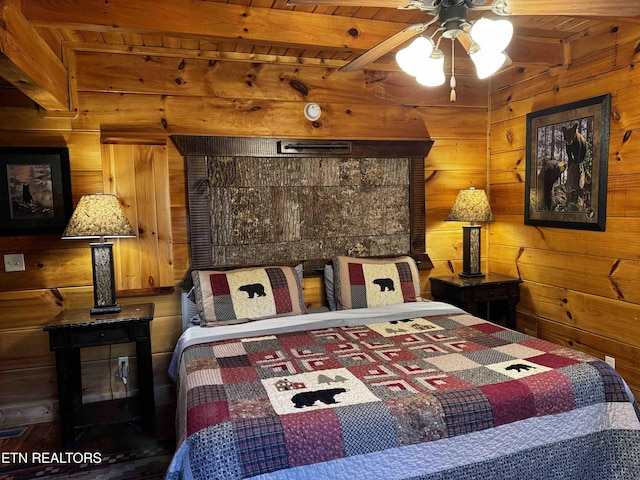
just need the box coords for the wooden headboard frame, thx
[172,136,434,274]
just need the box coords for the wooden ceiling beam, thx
[0,0,68,110]
[22,0,405,52]
[20,0,565,76]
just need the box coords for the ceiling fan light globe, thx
[396,49,420,76]
[471,50,507,79]
[416,51,445,87]
[416,70,446,87]
[395,36,434,76]
[471,18,513,53]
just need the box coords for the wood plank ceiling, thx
[1,0,637,111]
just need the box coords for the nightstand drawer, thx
[72,325,132,347]
[472,286,509,302]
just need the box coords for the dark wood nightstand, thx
[429,274,522,329]
[44,303,155,450]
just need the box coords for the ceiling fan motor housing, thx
[439,3,468,39]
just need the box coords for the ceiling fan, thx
[286,0,640,75]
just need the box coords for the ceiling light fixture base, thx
[303,102,321,121]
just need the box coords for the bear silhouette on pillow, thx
[238,283,266,299]
[373,278,395,292]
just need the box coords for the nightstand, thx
[429,274,522,329]
[44,303,155,450]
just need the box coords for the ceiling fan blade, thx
[288,0,412,6]
[492,0,640,16]
[338,23,428,72]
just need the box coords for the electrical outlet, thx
[118,356,129,383]
[605,355,616,369]
[4,254,25,272]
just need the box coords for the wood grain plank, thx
[74,52,486,107]
[73,92,433,139]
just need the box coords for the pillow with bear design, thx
[192,265,307,326]
[332,255,422,310]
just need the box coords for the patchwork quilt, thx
[166,307,640,480]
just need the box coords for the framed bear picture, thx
[0,147,73,236]
[524,94,610,231]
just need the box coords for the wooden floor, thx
[0,403,176,466]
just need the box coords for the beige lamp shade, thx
[445,188,494,223]
[62,194,135,239]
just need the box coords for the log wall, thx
[0,48,487,426]
[488,22,640,400]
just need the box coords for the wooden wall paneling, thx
[488,28,640,392]
[0,327,53,370]
[74,52,487,108]
[518,281,640,346]
[301,276,325,309]
[0,246,90,292]
[489,150,526,184]
[167,141,189,284]
[0,401,56,428]
[0,95,72,131]
[101,143,174,292]
[150,145,175,288]
[490,216,640,261]
[492,231,640,304]
[417,107,488,139]
[489,117,527,154]
[132,145,165,289]
[425,139,488,170]
[102,143,143,291]
[73,92,432,140]
[613,85,640,132]
[1,365,57,408]
[485,243,521,279]
[489,184,524,216]
[0,287,90,328]
[0,276,178,323]
[171,243,190,285]
[491,71,627,126]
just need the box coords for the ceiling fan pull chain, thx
[450,40,457,102]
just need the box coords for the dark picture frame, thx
[0,147,73,236]
[525,94,611,231]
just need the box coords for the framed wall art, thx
[0,147,73,236]
[525,94,611,231]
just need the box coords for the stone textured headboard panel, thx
[172,136,432,272]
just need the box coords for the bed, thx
[165,257,640,480]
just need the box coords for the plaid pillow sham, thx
[333,255,422,310]
[192,265,307,326]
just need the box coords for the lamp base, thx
[90,242,120,316]
[459,272,485,279]
[460,224,484,278]
[91,304,122,315]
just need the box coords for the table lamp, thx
[445,187,494,278]
[62,193,136,314]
